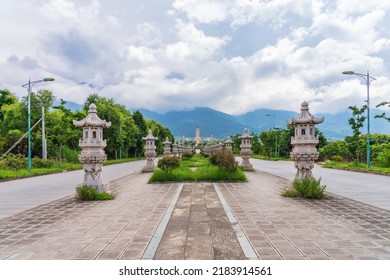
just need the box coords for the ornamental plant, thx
[291,176,330,199]
[157,156,180,173]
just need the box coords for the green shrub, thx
[281,188,298,197]
[75,185,115,200]
[0,154,25,170]
[331,155,343,162]
[214,149,237,173]
[157,156,180,173]
[292,177,330,199]
[209,153,218,165]
[32,157,56,168]
[375,149,390,167]
[181,152,193,160]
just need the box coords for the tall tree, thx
[347,105,367,164]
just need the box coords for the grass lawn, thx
[149,153,247,182]
[322,161,390,175]
[0,157,144,181]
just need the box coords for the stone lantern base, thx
[240,161,253,171]
[143,159,156,172]
[78,163,110,193]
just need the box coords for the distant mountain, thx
[139,107,390,140]
[139,107,252,139]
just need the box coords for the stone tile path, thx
[0,170,389,260]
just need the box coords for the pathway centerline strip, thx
[141,183,184,260]
[213,183,259,260]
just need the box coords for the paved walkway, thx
[0,171,389,260]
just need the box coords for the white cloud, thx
[1,0,390,117]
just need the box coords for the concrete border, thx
[141,183,184,260]
[213,183,259,260]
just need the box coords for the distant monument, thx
[195,126,201,145]
[288,101,324,180]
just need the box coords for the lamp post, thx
[265,114,279,158]
[21,77,55,170]
[342,70,376,168]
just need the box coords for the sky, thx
[1,0,390,115]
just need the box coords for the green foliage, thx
[347,105,367,164]
[331,155,343,162]
[375,149,390,167]
[157,156,180,173]
[375,101,390,122]
[319,140,351,161]
[150,154,246,182]
[213,149,238,173]
[31,157,56,168]
[75,185,115,201]
[281,188,298,197]
[181,152,193,160]
[0,153,25,170]
[292,177,330,199]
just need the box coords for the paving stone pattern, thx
[154,183,246,260]
[1,170,389,260]
[0,173,178,260]
[218,171,390,260]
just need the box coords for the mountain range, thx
[54,100,390,140]
[139,107,390,140]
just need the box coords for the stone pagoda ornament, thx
[73,103,111,192]
[288,101,324,180]
[143,130,158,172]
[172,142,179,157]
[163,137,172,156]
[224,138,233,152]
[239,128,253,170]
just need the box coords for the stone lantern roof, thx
[288,101,324,125]
[73,104,111,128]
[143,130,158,140]
[163,137,171,144]
[239,128,253,139]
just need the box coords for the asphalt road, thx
[0,160,145,219]
[249,158,390,211]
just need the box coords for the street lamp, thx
[21,77,55,170]
[342,70,376,168]
[265,114,279,158]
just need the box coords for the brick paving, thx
[0,170,389,260]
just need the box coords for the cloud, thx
[1,0,390,117]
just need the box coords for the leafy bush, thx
[331,155,343,162]
[209,153,218,165]
[375,149,390,167]
[75,185,115,200]
[32,157,56,168]
[281,188,298,197]
[292,177,330,199]
[214,149,237,173]
[157,156,180,173]
[0,154,25,170]
[181,152,193,160]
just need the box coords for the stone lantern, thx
[288,101,324,180]
[163,137,172,156]
[239,128,253,170]
[143,130,158,172]
[73,103,111,192]
[224,138,233,152]
[172,142,178,157]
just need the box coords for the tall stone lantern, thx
[239,128,253,170]
[288,101,324,180]
[172,142,178,157]
[143,130,158,172]
[163,137,172,156]
[73,103,111,192]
